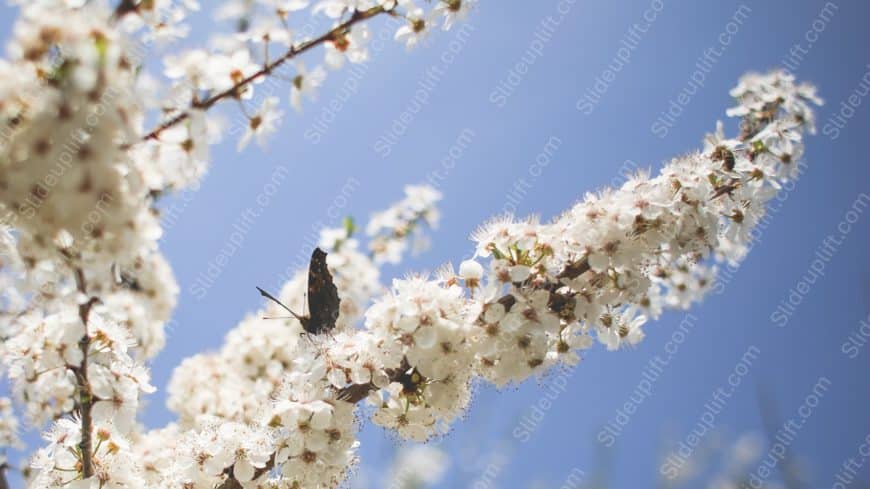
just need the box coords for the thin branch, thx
[136,5,391,144]
[0,463,9,489]
[72,268,98,479]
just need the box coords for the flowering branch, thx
[367,185,442,263]
[138,5,391,144]
[156,70,820,488]
[0,1,825,487]
[71,268,97,479]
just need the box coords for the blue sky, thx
[3,0,870,487]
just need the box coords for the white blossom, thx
[237,97,284,151]
[290,62,327,113]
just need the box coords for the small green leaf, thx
[343,216,356,237]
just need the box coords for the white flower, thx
[433,0,475,30]
[291,62,327,113]
[240,19,292,46]
[268,0,311,14]
[395,7,433,49]
[238,97,284,150]
[0,398,22,453]
[325,25,371,69]
[597,308,647,351]
[367,184,442,264]
[459,259,483,281]
[208,49,260,98]
[163,49,213,90]
[314,0,376,18]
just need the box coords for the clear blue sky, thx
[3,1,870,487]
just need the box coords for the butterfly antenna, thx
[256,286,303,320]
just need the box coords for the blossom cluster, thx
[0,398,21,469]
[0,5,178,453]
[0,1,473,486]
[383,444,449,489]
[0,4,161,268]
[366,184,442,264]
[147,0,479,152]
[162,188,437,487]
[29,418,146,488]
[144,71,818,488]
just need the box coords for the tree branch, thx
[72,268,98,479]
[136,5,391,144]
[0,463,9,489]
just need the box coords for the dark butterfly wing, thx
[306,247,341,334]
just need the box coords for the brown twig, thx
[0,463,9,489]
[72,268,98,479]
[136,5,391,145]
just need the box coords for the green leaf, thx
[343,216,356,237]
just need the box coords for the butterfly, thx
[256,247,341,335]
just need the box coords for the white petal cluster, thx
[471,281,577,386]
[4,304,154,427]
[142,0,477,150]
[1,252,173,426]
[130,424,183,487]
[160,190,442,486]
[166,230,382,426]
[3,308,81,424]
[147,70,820,488]
[367,277,476,440]
[30,419,145,489]
[383,444,450,489]
[87,253,179,359]
[0,5,820,483]
[367,184,442,264]
[128,110,216,191]
[168,420,275,486]
[727,71,822,129]
[463,71,819,386]
[119,0,201,44]
[0,397,22,464]
[270,374,359,488]
[0,4,161,268]
[433,0,477,30]
[164,345,256,426]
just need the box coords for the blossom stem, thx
[72,268,98,479]
[137,5,390,144]
[0,463,9,489]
